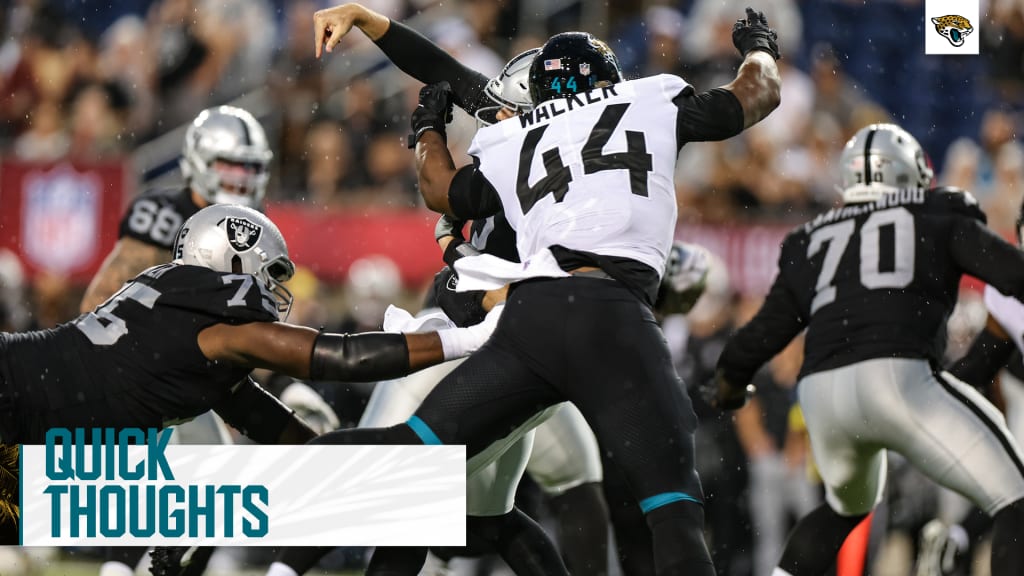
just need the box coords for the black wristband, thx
[407,126,442,149]
[443,238,482,268]
[310,332,411,382]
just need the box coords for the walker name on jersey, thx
[519,84,628,129]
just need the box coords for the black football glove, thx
[408,81,455,148]
[701,369,756,411]
[732,7,781,60]
[433,266,488,328]
[149,546,216,576]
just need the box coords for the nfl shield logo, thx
[225,217,262,252]
[22,164,101,273]
[579,63,591,76]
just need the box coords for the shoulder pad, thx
[152,264,280,324]
[926,186,986,223]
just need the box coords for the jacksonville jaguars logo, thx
[931,15,973,47]
[225,217,262,252]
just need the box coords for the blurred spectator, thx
[301,118,356,206]
[363,130,417,206]
[647,6,686,74]
[269,0,328,197]
[14,99,69,160]
[66,81,132,159]
[942,107,1023,210]
[984,0,1024,105]
[98,15,158,135]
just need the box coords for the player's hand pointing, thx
[313,3,390,58]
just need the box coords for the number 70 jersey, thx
[467,74,690,276]
[778,188,991,376]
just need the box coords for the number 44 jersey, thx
[467,74,689,276]
[722,187,1024,384]
[1,263,277,442]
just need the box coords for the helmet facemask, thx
[259,254,295,321]
[475,48,539,127]
[181,106,273,209]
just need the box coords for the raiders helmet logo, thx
[225,217,262,252]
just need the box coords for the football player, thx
[308,6,607,575]
[0,204,498,445]
[310,9,782,576]
[79,105,274,576]
[81,105,271,312]
[713,124,1024,576]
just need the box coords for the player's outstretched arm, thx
[313,3,390,56]
[721,8,782,128]
[314,3,487,109]
[197,307,501,381]
[80,237,166,313]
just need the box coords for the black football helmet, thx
[528,32,623,105]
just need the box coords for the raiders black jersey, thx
[0,263,277,443]
[720,188,1024,384]
[118,187,201,250]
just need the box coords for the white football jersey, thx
[467,74,690,277]
[985,284,1024,354]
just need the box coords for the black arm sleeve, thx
[674,87,745,147]
[448,163,502,220]
[948,325,1015,391]
[213,377,312,444]
[718,261,806,387]
[309,332,411,382]
[950,217,1024,300]
[375,21,491,114]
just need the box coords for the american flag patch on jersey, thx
[544,59,561,70]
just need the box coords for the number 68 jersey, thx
[721,187,1024,384]
[467,74,690,276]
[0,263,277,442]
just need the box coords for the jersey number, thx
[223,274,279,317]
[128,200,183,245]
[807,207,915,314]
[516,103,653,214]
[74,283,162,345]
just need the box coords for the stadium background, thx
[0,0,1021,574]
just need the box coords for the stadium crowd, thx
[0,0,1023,575]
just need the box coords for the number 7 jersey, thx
[466,74,690,276]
